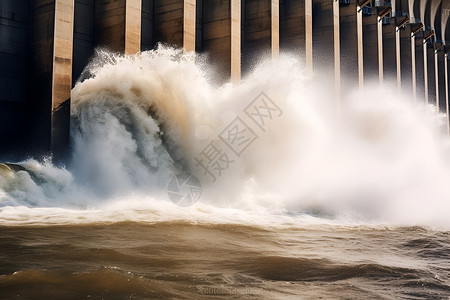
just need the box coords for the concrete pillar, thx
[377,16,383,85]
[357,7,364,90]
[396,26,401,90]
[271,0,279,59]
[231,0,241,83]
[27,0,74,161]
[333,0,340,110]
[125,0,141,54]
[305,0,312,72]
[445,53,449,134]
[51,0,74,158]
[437,49,446,112]
[412,34,416,99]
[435,49,439,112]
[183,0,195,52]
[424,42,429,103]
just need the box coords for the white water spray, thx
[1,46,449,228]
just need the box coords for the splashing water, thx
[1,45,450,229]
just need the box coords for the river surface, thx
[0,221,449,299]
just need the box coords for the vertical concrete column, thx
[424,42,428,103]
[357,7,364,91]
[411,35,416,99]
[396,27,401,90]
[51,0,74,158]
[271,0,279,59]
[442,0,449,133]
[395,17,410,91]
[183,0,195,52]
[377,17,383,85]
[435,49,439,112]
[125,0,141,54]
[231,0,241,83]
[242,0,271,75]
[333,0,340,109]
[52,0,74,110]
[445,53,449,134]
[305,0,312,72]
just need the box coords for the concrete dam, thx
[1,0,450,162]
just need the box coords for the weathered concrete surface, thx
[95,0,126,52]
[125,0,141,54]
[242,0,271,75]
[3,0,450,161]
[51,0,74,161]
[184,0,195,52]
[201,0,232,83]
[271,0,279,59]
[154,0,184,48]
[231,0,241,83]
[279,0,305,58]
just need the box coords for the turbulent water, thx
[0,46,450,299]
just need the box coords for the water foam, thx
[1,46,450,228]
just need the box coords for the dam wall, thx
[1,0,450,161]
